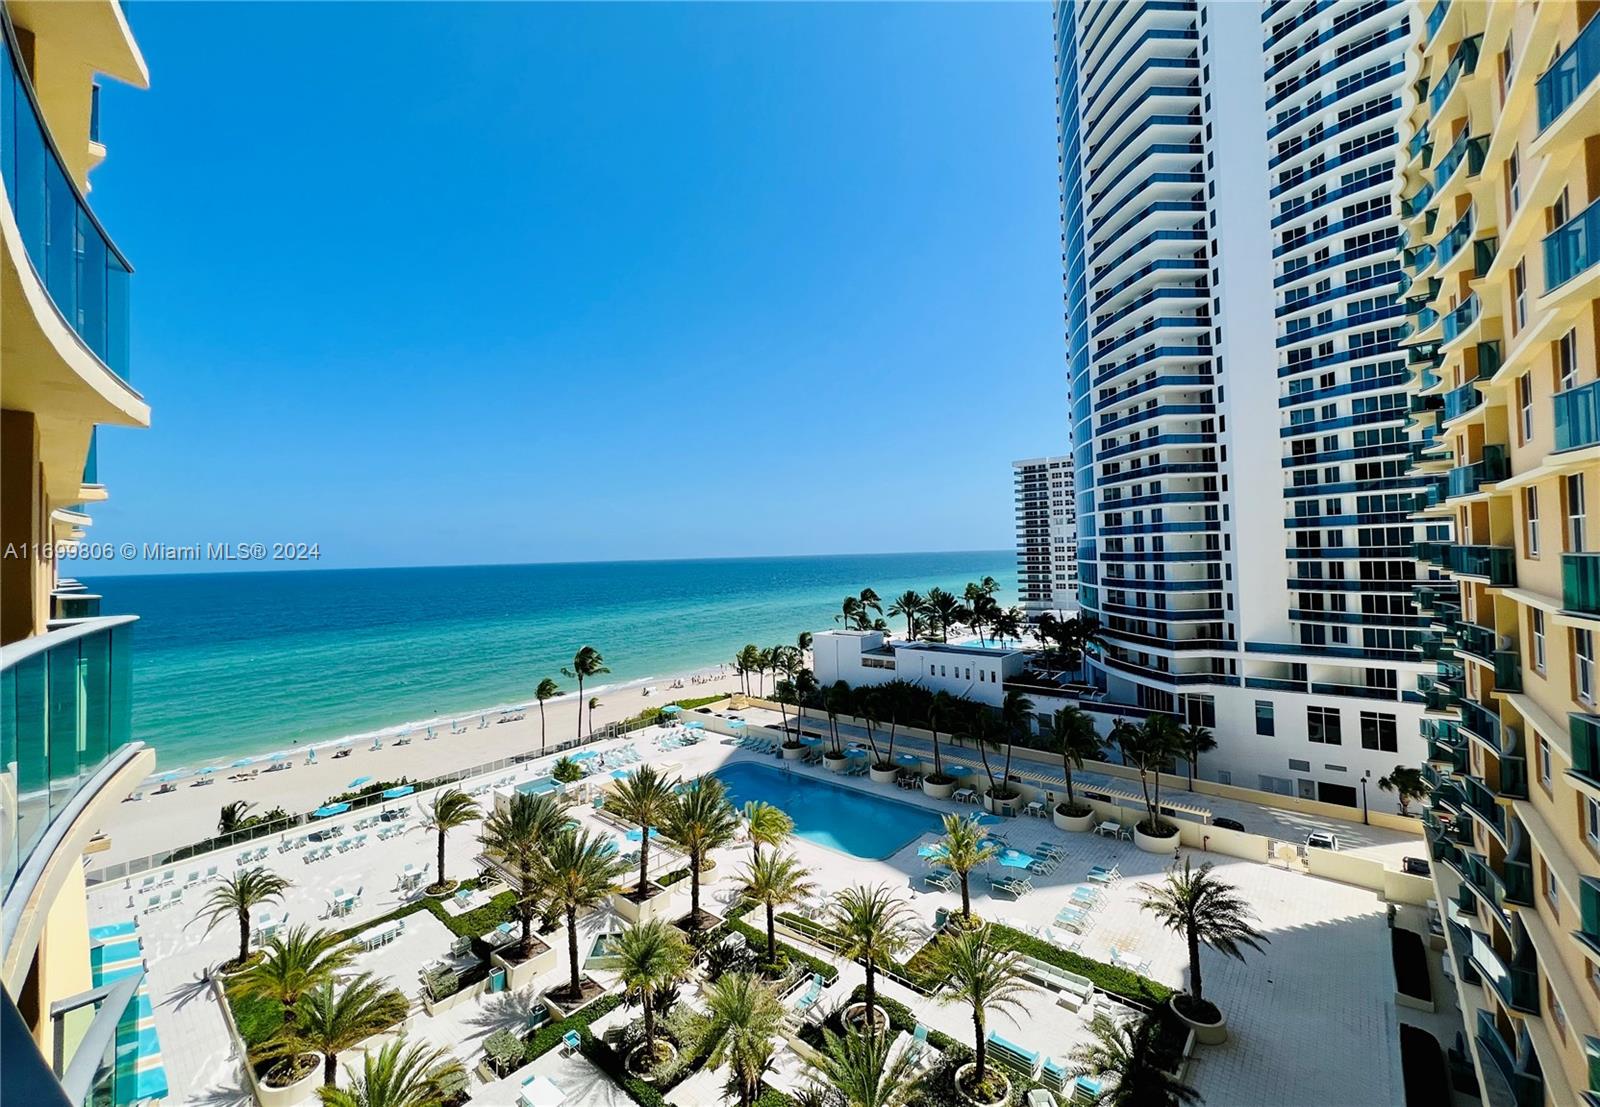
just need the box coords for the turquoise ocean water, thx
[85,552,1011,770]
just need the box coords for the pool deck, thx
[87,719,1440,1106]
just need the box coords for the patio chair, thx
[792,973,825,1018]
[907,1023,930,1065]
[1036,842,1066,861]
[923,869,957,892]
[560,1029,582,1056]
[1109,947,1151,975]
[1053,906,1087,933]
[989,874,1031,899]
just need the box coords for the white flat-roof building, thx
[809,630,1028,709]
[1014,456,1079,621]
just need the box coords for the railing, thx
[1537,11,1600,131]
[1544,196,1599,292]
[0,616,136,900]
[1442,380,1482,421]
[1563,552,1600,617]
[1441,293,1480,344]
[1429,34,1481,116]
[1438,207,1474,267]
[1432,131,1485,187]
[1425,0,1451,43]
[1445,444,1509,498]
[1571,712,1600,788]
[1555,379,1600,451]
[0,11,132,381]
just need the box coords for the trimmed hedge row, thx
[898,923,1173,1006]
[525,993,623,1064]
[724,914,840,984]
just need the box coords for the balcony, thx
[1572,713,1600,790]
[1459,696,1503,751]
[1446,445,1509,499]
[1438,208,1475,268]
[1476,339,1503,378]
[1564,553,1600,617]
[1537,11,1600,131]
[1425,0,1451,43]
[1574,876,1600,960]
[1451,544,1517,587]
[0,16,133,381]
[1433,131,1487,187]
[1443,379,1483,421]
[1474,1011,1545,1107]
[1544,197,1600,292]
[1466,926,1539,1014]
[1473,235,1499,278]
[1441,293,1480,345]
[1556,379,1600,452]
[1429,35,1482,116]
[1493,650,1522,694]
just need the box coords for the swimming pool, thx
[713,761,943,860]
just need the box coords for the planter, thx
[922,777,957,801]
[543,975,607,1018]
[982,791,1020,817]
[255,1053,320,1107]
[1170,994,1228,1045]
[869,764,901,785]
[626,1039,679,1079]
[491,937,556,991]
[842,1001,889,1035]
[425,879,460,899]
[824,754,850,774]
[781,743,807,762]
[1053,805,1096,833]
[612,882,674,925]
[1133,821,1180,854]
[952,1062,1011,1107]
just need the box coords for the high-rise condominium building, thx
[1053,0,1435,803]
[0,1,159,1102]
[1013,455,1079,620]
[1402,1,1600,1103]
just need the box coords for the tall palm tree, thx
[827,884,913,1038]
[416,787,479,890]
[218,800,256,835]
[1137,859,1268,1014]
[1178,722,1216,791]
[836,595,866,630]
[1049,707,1102,813]
[1066,615,1105,682]
[964,709,1003,799]
[800,1027,924,1107]
[290,972,410,1087]
[194,867,291,969]
[756,647,775,697]
[923,588,967,642]
[235,925,354,1032]
[886,590,925,639]
[823,681,852,756]
[608,765,678,898]
[963,582,993,644]
[739,850,816,962]
[587,696,600,736]
[664,776,740,926]
[561,646,610,741]
[927,689,954,780]
[613,919,692,1066]
[932,813,996,922]
[1069,1013,1202,1107]
[857,688,884,765]
[535,828,630,1001]
[480,790,571,957]
[996,689,1035,796]
[1378,764,1429,815]
[924,924,1031,1094]
[534,677,561,753]
[1117,715,1182,835]
[703,973,785,1107]
[742,800,794,864]
[317,1038,464,1107]
[990,606,1024,647]
[770,646,802,735]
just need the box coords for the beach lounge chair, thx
[138,874,156,893]
[989,874,1032,899]
[923,869,957,892]
[1036,842,1066,861]
[986,1031,1041,1078]
[1053,907,1088,934]
[1086,864,1119,884]
[184,870,200,887]
[792,972,825,1018]
[204,865,219,880]
[144,894,162,913]
[1110,947,1151,975]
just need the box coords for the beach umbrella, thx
[916,844,948,860]
[727,719,746,730]
[846,747,868,759]
[624,827,661,843]
[381,785,414,799]
[611,769,630,781]
[684,720,705,731]
[896,753,921,766]
[313,802,351,818]
[945,764,972,777]
[230,758,253,768]
[349,776,372,788]
[660,704,682,715]
[973,813,1004,827]
[801,735,822,746]
[996,849,1033,869]
[268,751,289,762]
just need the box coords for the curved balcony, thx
[1428,34,1481,118]
[1536,12,1600,132]
[1542,196,1599,293]
[1440,293,1480,346]
[1431,131,1486,192]
[1554,379,1600,452]
[1436,206,1475,269]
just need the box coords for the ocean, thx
[85,551,1012,769]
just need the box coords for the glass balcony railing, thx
[1537,12,1600,131]
[1442,379,1482,421]
[1565,553,1600,616]
[1573,714,1600,790]
[1433,131,1487,187]
[0,15,132,381]
[1459,696,1503,751]
[1556,379,1600,452]
[1430,35,1482,116]
[1425,0,1451,43]
[1446,444,1509,498]
[1545,197,1600,292]
[1441,293,1480,344]
[1438,207,1474,267]
[1577,875,1600,959]
[0,616,136,898]
[1476,338,1503,377]
[1493,650,1522,693]
[1475,1011,1545,1107]
[1454,621,1496,659]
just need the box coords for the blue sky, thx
[89,2,1063,571]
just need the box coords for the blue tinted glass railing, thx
[1426,0,1451,43]
[1538,13,1600,131]
[1544,197,1600,292]
[1556,379,1600,452]
[0,15,132,382]
[1429,36,1481,115]
[1441,293,1479,344]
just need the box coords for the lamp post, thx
[1361,770,1372,826]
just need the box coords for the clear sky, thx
[88,2,1064,571]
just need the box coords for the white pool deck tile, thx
[88,722,1441,1106]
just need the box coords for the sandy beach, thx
[92,667,751,868]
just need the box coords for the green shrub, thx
[986,924,1173,1004]
[228,990,284,1050]
[724,916,838,983]
[551,757,585,785]
[657,867,690,887]
[524,994,623,1063]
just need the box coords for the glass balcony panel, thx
[1555,379,1600,452]
[1545,197,1600,292]
[1565,553,1600,616]
[1538,12,1600,130]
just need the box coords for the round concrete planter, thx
[626,1039,679,1079]
[869,765,900,785]
[1053,806,1095,833]
[780,744,807,762]
[922,778,957,801]
[982,791,1020,817]
[952,1062,1011,1107]
[843,1001,890,1035]
[824,754,850,774]
[256,1053,320,1107]
[1133,821,1180,854]
[1170,994,1229,1045]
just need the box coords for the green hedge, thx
[987,924,1172,1004]
[581,1037,668,1107]
[524,994,623,1063]
[228,991,284,1050]
[725,915,838,984]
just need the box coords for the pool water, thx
[516,777,559,796]
[714,761,944,860]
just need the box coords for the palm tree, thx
[534,677,561,753]
[587,696,600,735]
[561,646,610,741]
[535,828,630,1001]
[823,681,852,756]
[995,689,1035,798]
[770,646,802,735]
[613,920,691,1067]
[756,647,775,697]
[1378,764,1429,816]
[739,850,816,962]
[1065,615,1105,682]
[924,924,1031,1096]
[1137,859,1268,1015]
[1069,1012,1202,1107]
[886,590,925,639]
[743,799,793,864]
[480,790,571,957]
[664,776,740,927]
[963,709,1003,799]
[857,688,884,766]
[609,765,678,899]
[703,972,785,1107]
[827,884,913,1038]
[1117,715,1182,835]
[416,787,480,890]
[932,813,996,922]
[194,867,291,969]
[923,588,967,642]
[318,1038,464,1107]
[1049,707,1102,813]
[235,925,354,1032]
[990,606,1025,647]
[800,1027,923,1107]
[927,689,954,781]
[836,595,866,630]
[291,972,410,1087]
[218,800,256,835]
[963,582,995,644]
[1177,723,1216,791]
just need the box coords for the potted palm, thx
[823,682,852,772]
[480,791,564,986]
[924,923,1031,1106]
[921,691,959,800]
[801,1026,925,1106]
[535,826,630,1013]
[614,920,692,1077]
[416,787,480,896]
[932,813,996,925]
[827,884,912,1036]
[738,850,815,965]
[1070,1012,1202,1106]
[607,766,679,923]
[288,972,409,1088]
[193,867,290,973]
[702,973,785,1107]
[1049,707,1101,832]
[1137,860,1269,1044]
[233,926,353,1104]
[322,1038,465,1107]
[663,776,739,931]
[1117,717,1183,852]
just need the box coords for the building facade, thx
[1051,0,1434,804]
[810,630,1029,710]
[1013,455,1080,621]
[1402,1,1600,1104]
[0,2,156,1103]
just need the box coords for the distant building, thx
[1013,456,1078,621]
[810,630,1028,709]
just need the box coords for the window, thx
[1526,487,1541,557]
[1550,986,1569,1043]
[1570,474,1589,552]
[1559,329,1578,393]
[1532,608,1547,673]
[1544,857,1559,911]
[1587,795,1600,852]
[1540,735,1553,791]
[1508,147,1521,212]
[1308,706,1342,745]
[1520,373,1534,442]
[1256,700,1275,736]
[1359,711,1398,752]
[1513,260,1528,332]
[1578,629,1595,706]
